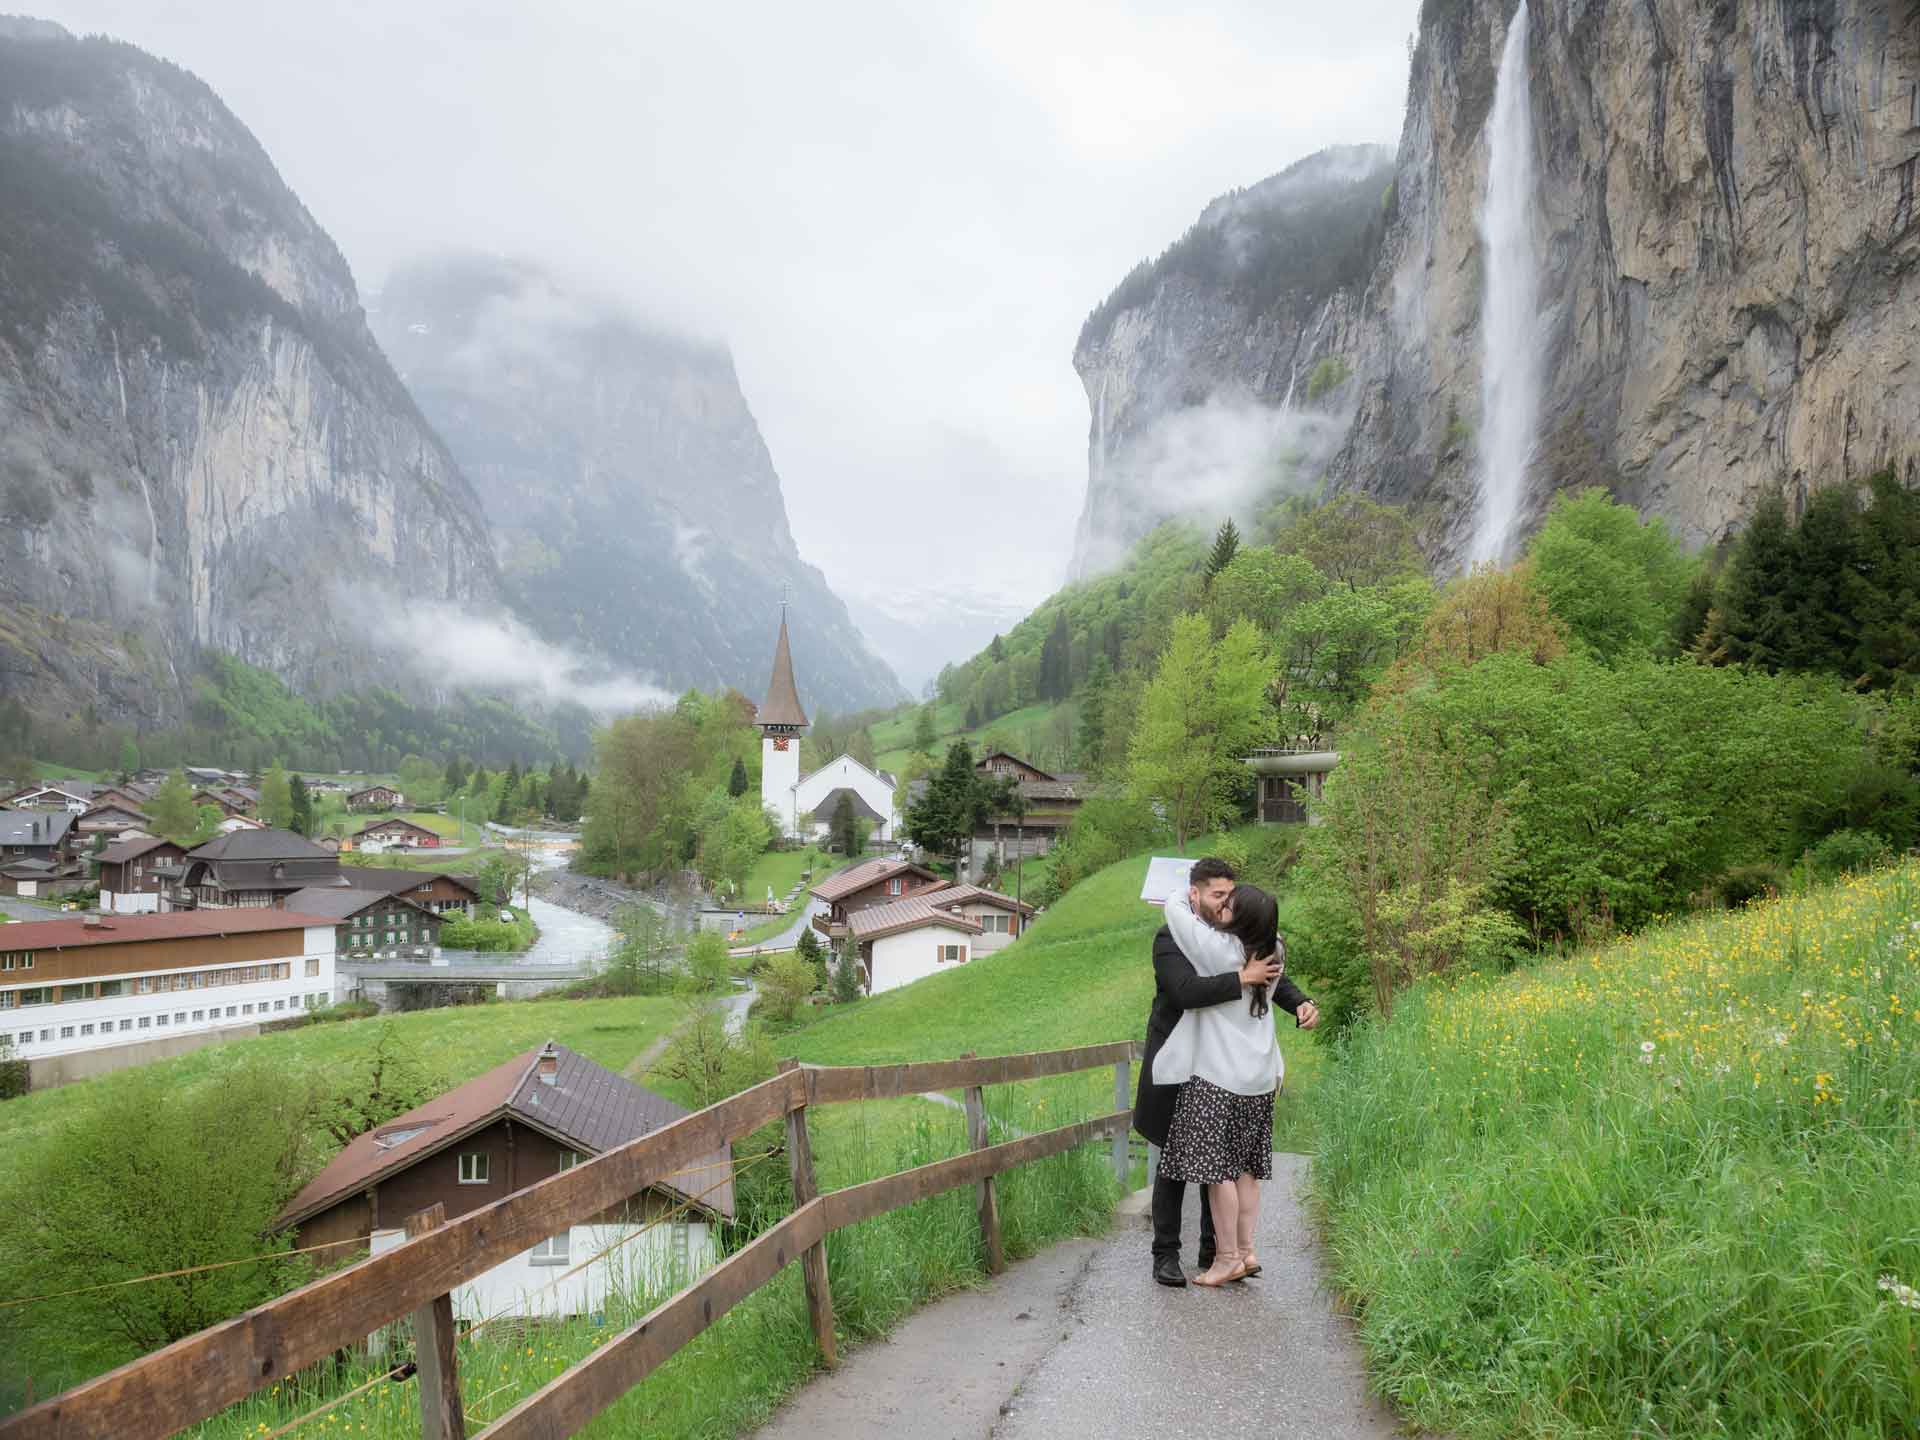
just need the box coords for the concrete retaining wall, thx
[25,1023,265,1092]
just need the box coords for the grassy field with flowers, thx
[1312,862,1920,1437]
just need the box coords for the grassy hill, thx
[870,699,1075,777]
[1316,861,1920,1437]
[775,844,1324,1150]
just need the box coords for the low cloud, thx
[1079,393,1352,575]
[362,600,675,715]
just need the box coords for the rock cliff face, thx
[1076,1,1920,570]
[372,255,904,713]
[1070,145,1396,575]
[0,19,496,725]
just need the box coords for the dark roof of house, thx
[80,801,150,821]
[0,859,55,877]
[0,810,76,847]
[975,751,1058,781]
[0,909,331,950]
[337,867,480,899]
[807,787,886,825]
[283,886,439,921]
[348,785,401,800]
[274,1043,733,1230]
[98,836,181,865]
[1012,779,1083,802]
[848,893,984,942]
[3,781,98,803]
[811,857,941,903]
[929,884,1036,918]
[756,616,809,730]
[187,828,334,862]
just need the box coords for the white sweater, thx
[1150,888,1283,1097]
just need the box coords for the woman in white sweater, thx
[1151,884,1287,1287]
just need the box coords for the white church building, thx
[757,613,898,844]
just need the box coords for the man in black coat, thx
[1134,856,1318,1287]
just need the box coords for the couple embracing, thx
[1135,856,1319,1288]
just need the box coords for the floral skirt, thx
[1156,1077,1274,1185]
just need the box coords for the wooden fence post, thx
[777,1059,837,1368]
[402,1204,466,1440]
[1112,1058,1131,1185]
[959,1052,1005,1275]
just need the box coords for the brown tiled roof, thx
[0,909,331,950]
[756,616,809,730]
[187,828,334,862]
[810,857,942,903]
[274,1044,733,1230]
[353,817,438,838]
[928,884,1036,918]
[849,894,984,943]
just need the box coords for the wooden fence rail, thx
[3,1040,1142,1440]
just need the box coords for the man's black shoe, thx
[1152,1255,1188,1287]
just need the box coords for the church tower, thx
[757,608,809,838]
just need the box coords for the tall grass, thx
[1312,863,1920,1437]
[174,1092,1118,1438]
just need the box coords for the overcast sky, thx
[38,0,1416,674]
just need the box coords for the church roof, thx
[757,616,809,730]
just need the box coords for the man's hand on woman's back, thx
[1238,954,1281,987]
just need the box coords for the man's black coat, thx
[1132,922,1313,1147]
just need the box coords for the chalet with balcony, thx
[284,887,442,960]
[2,782,98,813]
[169,828,342,910]
[76,801,152,843]
[810,857,945,943]
[966,752,1086,873]
[274,1043,732,1320]
[924,884,1034,954]
[98,836,190,914]
[348,785,405,813]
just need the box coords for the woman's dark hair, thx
[1224,885,1280,1018]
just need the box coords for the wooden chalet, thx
[352,816,441,850]
[97,836,190,914]
[347,785,405,813]
[170,829,341,910]
[337,866,481,915]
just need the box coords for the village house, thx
[337,867,481,916]
[284,887,442,960]
[1,781,99,813]
[351,816,441,852]
[810,856,946,944]
[274,1043,732,1322]
[76,800,152,843]
[845,894,982,993]
[0,810,82,896]
[90,782,156,814]
[967,752,1087,873]
[97,836,190,914]
[922,883,1035,953]
[0,909,336,1061]
[167,828,342,910]
[347,785,405,813]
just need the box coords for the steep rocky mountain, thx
[0,18,498,728]
[372,254,904,713]
[1071,144,1396,576]
[1074,1,1920,572]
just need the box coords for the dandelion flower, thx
[1640,1041,1656,1054]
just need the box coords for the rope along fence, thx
[0,1040,1139,1440]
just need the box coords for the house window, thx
[305,958,320,977]
[528,1232,570,1266]
[241,1004,253,1016]
[97,980,126,998]
[888,878,903,896]
[60,1025,74,1039]
[458,1153,490,1185]
[119,1018,132,1032]
[939,944,965,963]
[175,1012,186,1024]
[15,1032,29,1046]
[137,977,153,995]
[13,988,44,1007]
[80,1023,93,1036]
[558,1150,581,1172]
[155,1014,168,1027]
[192,1010,204,1022]
[225,1006,237,1018]
[273,1000,285,1011]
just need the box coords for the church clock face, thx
[772,736,791,751]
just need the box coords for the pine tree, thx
[289,775,313,837]
[728,757,749,798]
[913,704,937,756]
[905,741,990,872]
[1205,517,1242,585]
[1039,610,1073,701]
[830,793,858,855]
[989,634,1005,663]
[964,702,979,730]
[832,939,864,1002]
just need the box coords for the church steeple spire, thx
[758,610,809,732]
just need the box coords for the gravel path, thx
[751,1154,1425,1440]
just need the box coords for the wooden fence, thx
[3,1040,1140,1440]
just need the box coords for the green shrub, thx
[1304,356,1351,404]
[1802,828,1892,879]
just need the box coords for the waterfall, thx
[1470,1,1540,567]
